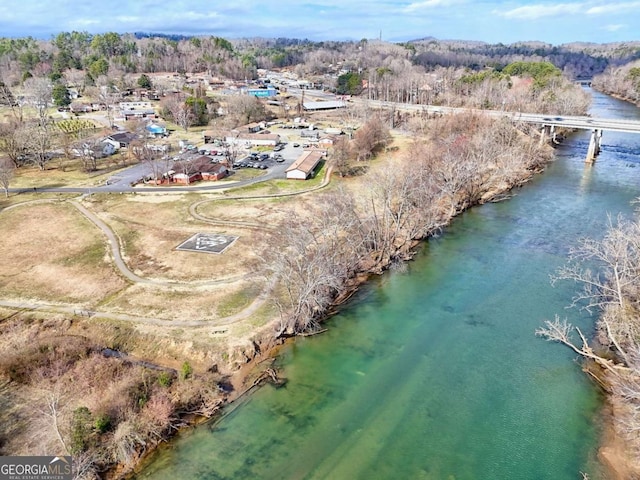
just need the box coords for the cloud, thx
[586,1,640,14]
[601,23,626,31]
[404,0,465,12]
[498,2,585,20]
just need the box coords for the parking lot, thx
[102,138,304,191]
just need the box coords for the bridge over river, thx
[355,99,640,163]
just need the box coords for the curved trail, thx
[69,200,246,288]
[189,166,333,228]
[1,167,333,327]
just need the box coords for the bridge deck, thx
[356,99,640,134]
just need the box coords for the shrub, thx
[180,361,193,381]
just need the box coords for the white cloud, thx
[499,3,586,19]
[586,1,640,14]
[404,0,465,13]
[601,23,626,31]
[114,16,139,24]
[74,18,101,26]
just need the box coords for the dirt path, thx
[69,199,247,287]
[0,168,332,328]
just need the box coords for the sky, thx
[0,0,639,45]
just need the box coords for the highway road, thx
[351,98,640,134]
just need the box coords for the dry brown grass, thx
[0,202,126,303]
[197,197,290,225]
[10,159,133,189]
[85,194,263,281]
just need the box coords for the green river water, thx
[137,91,640,480]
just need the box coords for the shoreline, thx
[107,123,633,480]
[118,146,554,479]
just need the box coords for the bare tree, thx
[23,120,53,170]
[163,94,195,132]
[225,95,268,127]
[0,120,28,167]
[0,79,23,122]
[536,315,629,375]
[263,191,369,335]
[73,136,104,172]
[23,77,53,124]
[329,136,353,177]
[550,214,640,363]
[95,76,121,128]
[0,156,15,197]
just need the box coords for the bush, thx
[70,407,93,454]
[157,371,173,387]
[93,413,111,434]
[180,361,193,380]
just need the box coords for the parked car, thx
[274,144,284,151]
[293,143,300,147]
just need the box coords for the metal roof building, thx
[303,100,346,111]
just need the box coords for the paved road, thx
[8,142,304,195]
[351,98,640,134]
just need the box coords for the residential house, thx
[146,123,167,137]
[119,101,156,120]
[201,164,228,181]
[105,132,138,149]
[318,135,339,148]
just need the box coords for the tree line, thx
[592,59,640,105]
[264,113,553,335]
[537,212,640,474]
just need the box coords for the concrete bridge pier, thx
[586,129,603,163]
[539,125,551,146]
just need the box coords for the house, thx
[69,102,92,113]
[158,158,227,185]
[202,130,218,144]
[318,134,340,148]
[72,140,117,158]
[122,109,156,120]
[172,172,202,185]
[119,101,156,120]
[201,164,228,181]
[146,123,167,137]
[244,86,277,97]
[286,150,324,180]
[106,132,138,149]
[300,129,320,140]
[240,122,265,133]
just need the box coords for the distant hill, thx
[134,32,193,41]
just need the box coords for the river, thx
[136,90,640,480]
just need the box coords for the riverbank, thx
[1,114,592,479]
[123,118,560,478]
